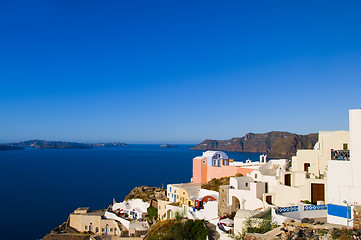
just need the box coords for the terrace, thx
[331,150,350,161]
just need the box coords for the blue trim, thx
[304,205,327,211]
[328,204,351,218]
[277,206,299,213]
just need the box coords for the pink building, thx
[191,151,257,184]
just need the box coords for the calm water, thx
[0,145,260,239]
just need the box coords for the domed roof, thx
[202,151,228,159]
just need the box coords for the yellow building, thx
[69,207,127,236]
[167,183,201,207]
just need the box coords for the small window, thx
[177,195,179,199]
[255,174,258,178]
[285,174,291,186]
[85,226,88,230]
[96,227,99,233]
[208,198,211,202]
[159,206,161,209]
[344,143,348,150]
[102,228,105,232]
[170,187,172,192]
[114,229,117,234]
[110,228,113,232]
[203,160,206,164]
[175,190,177,193]
[266,195,272,204]
[304,163,310,172]
[245,182,248,187]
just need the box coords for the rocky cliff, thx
[192,131,318,159]
[124,186,166,202]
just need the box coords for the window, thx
[203,160,206,164]
[255,174,258,178]
[344,143,348,150]
[304,163,310,172]
[208,198,211,202]
[175,190,176,193]
[170,187,172,192]
[96,227,99,233]
[102,228,105,232]
[114,229,117,234]
[177,195,179,199]
[85,226,88,230]
[285,174,291,186]
[110,228,113,232]
[245,182,248,187]
[159,206,161,209]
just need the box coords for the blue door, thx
[174,195,177,202]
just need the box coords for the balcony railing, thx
[331,150,350,161]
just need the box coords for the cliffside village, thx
[43,109,361,239]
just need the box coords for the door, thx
[266,195,272,204]
[285,174,291,186]
[105,224,109,235]
[311,183,325,204]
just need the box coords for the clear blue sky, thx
[1,0,360,143]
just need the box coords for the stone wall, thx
[218,185,232,216]
[244,233,278,240]
[353,206,361,229]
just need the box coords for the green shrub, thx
[146,219,209,240]
[147,206,158,221]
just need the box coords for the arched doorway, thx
[105,224,110,235]
[166,209,172,219]
[231,196,241,213]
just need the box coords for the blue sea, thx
[0,144,260,240]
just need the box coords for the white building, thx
[266,131,349,207]
[112,199,150,220]
[228,176,267,211]
[327,109,361,226]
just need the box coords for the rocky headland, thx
[192,131,318,159]
[124,186,166,202]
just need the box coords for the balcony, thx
[331,150,350,161]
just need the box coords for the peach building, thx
[191,151,265,184]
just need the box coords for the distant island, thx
[191,131,318,159]
[0,145,25,151]
[0,140,128,150]
[90,142,128,147]
[160,144,177,148]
